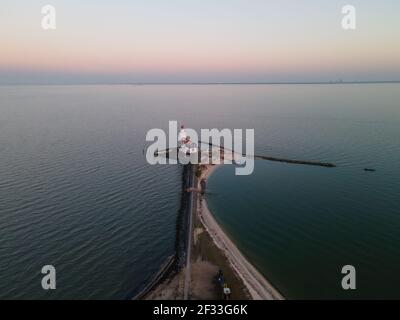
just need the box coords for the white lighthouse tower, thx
[178,125,198,155]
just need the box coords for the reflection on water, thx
[1,84,399,298]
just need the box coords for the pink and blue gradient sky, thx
[1,0,400,84]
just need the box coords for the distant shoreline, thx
[1,81,400,86]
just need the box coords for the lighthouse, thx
[177,125,198,155]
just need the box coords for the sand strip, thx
[198,164,284,300]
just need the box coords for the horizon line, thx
[1,80,400,86]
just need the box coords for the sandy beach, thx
[197,164,284,300]
[141,161,284,300]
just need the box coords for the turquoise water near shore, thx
[205,84,400,299]
[1,84,399,298]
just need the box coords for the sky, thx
[1,0,400,84]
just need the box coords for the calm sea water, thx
[205,84,400,299]
[0,84,399,299]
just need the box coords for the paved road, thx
[183,164,196,300]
